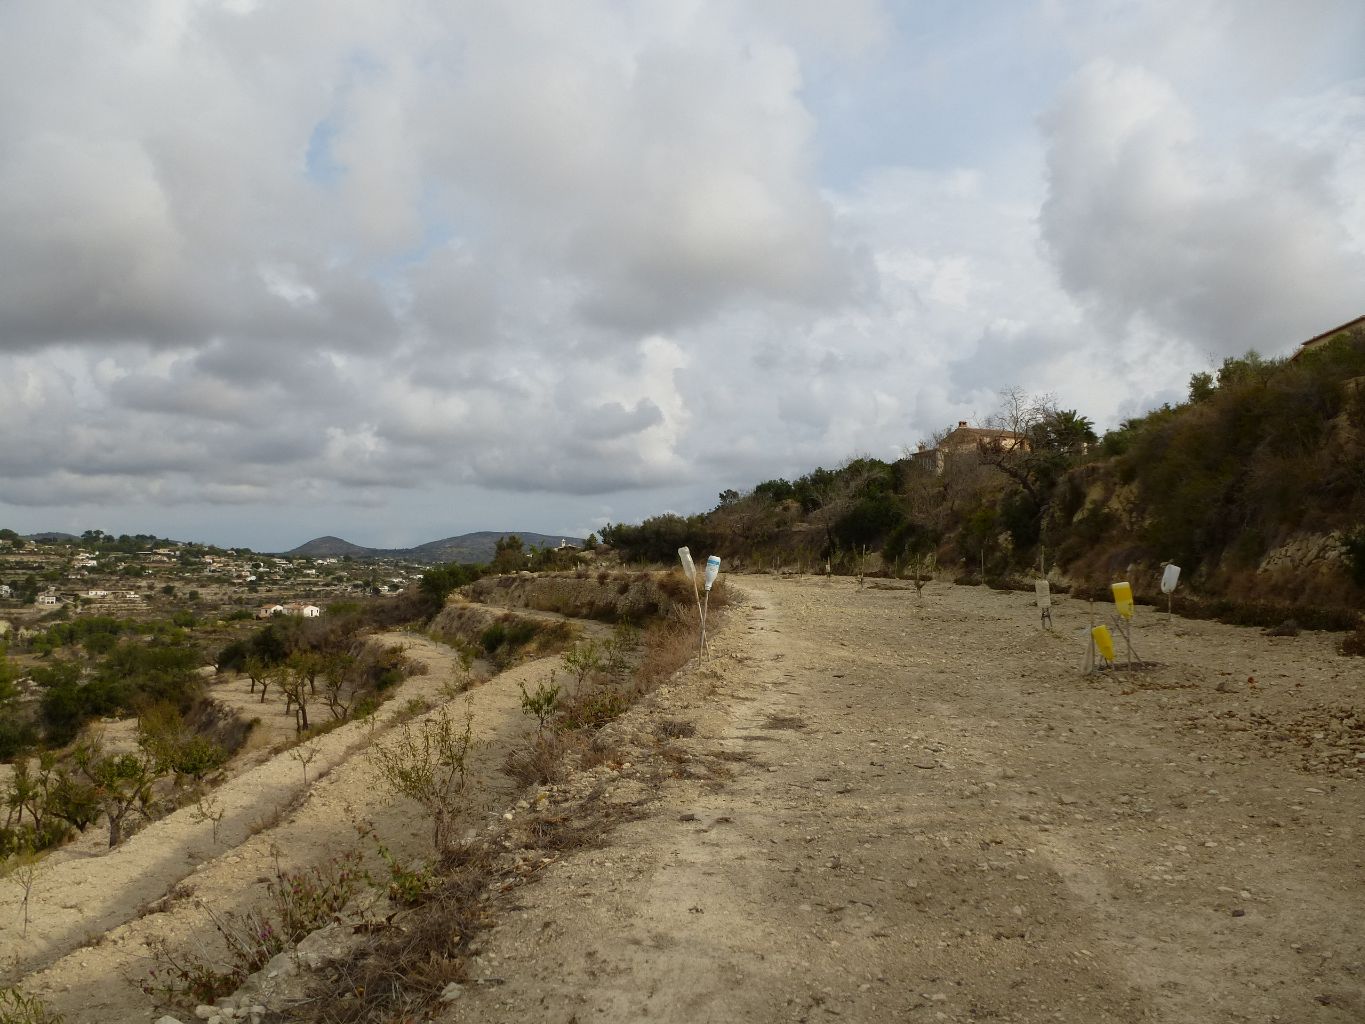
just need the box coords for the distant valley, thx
[282,531,583,563]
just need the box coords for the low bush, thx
[371,707,475,854]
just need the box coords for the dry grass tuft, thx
[514,800,642,854]
[502,732,579,788]
[579,737,624,771]
[654,718,696,739]
[1341,621,1365,656]
[635,616,697,690]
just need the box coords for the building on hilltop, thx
[909,420,1028,475]
[1289,314,1365,362]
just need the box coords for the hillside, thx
[283,530,582,563]
[281,535,374,558]
[604,325,1365,620]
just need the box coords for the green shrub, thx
[0,716,38,761]
[0,820,71,860]
[1342,527,1365,589]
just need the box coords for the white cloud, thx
[1,0,1361,546]
[1040,59,1365,356]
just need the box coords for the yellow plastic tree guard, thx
[1092,625,1116,662]
[1111,581,1134,619]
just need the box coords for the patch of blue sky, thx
[304,115,345,184]
[368,193,461,309]
[304,48,390,185]
[804,1,1070,188]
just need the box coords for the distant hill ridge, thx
[283,531,582,563]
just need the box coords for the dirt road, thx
[455,576,1363,1024]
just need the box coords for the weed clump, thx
[0,987,63,1024]
[502,731,576,788]
[140,851,367,1008]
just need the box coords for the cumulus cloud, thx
[1039,59,1365,356]
[1,0,1361,546]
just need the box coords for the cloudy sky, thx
[2,1,1363,551]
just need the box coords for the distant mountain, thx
[23,532,80,542]
[281,531,582,563]
[285,536,377,558]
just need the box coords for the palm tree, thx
[1042,409,1097,455]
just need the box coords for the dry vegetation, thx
[0,569,719,1024]
[603,331,1365,627]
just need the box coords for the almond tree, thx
[320,651,357,722]
[277,669,312,731]
[73,737,164,847]
[244,655,271,700]
[287,650,326,696]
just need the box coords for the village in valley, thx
[0,531,424,631]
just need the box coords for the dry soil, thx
[451,576,1363,1024]
[3,578,1362,1024]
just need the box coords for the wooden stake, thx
[1082,599,1096,675]
[691,574,706,661]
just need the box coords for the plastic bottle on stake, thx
[1160,564,1181,594]
[704,556,721,592]
[678,547,696,582]
[1160,563,1181,622]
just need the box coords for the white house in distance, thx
[257,602,321,619]
[0,584,11,599]
[36,593,60,606]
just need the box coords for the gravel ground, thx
[450,576,1363,1024]
[4,577,1360,1024]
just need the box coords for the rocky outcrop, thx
[1257,531,1346,575]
